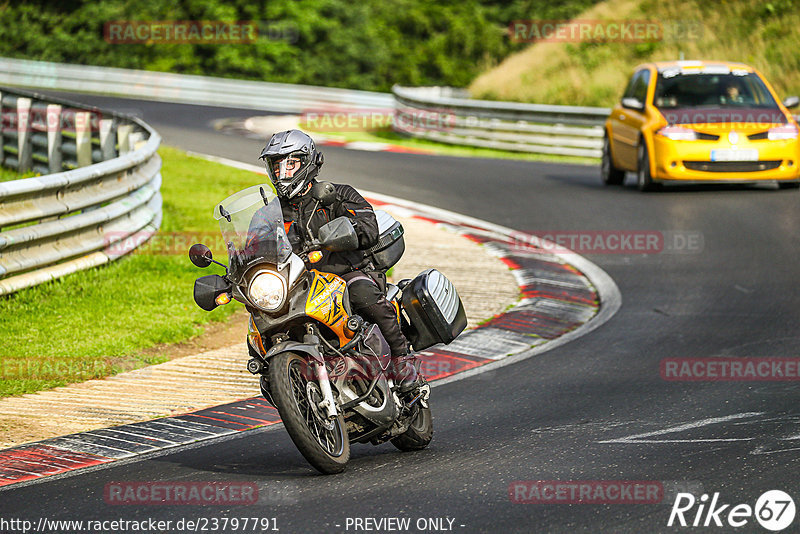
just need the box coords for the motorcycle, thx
[188,183,467,474]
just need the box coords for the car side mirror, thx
[621,97,645,111]
[189,243,213,268]
[783,96,799,109]
[318,216,358,252]
[311,181,337,206]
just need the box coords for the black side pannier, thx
[401,268,467,351]
[368,210,404,270]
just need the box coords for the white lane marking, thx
[153,417,227,434]
[752,445,800,456]
[436,328,543,360]
[597,412,765,444]
[111,428,182,444]
[51,437,136,457]
[343,141,392,151]
[83,431,160,449]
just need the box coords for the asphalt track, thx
[3,92,800,533]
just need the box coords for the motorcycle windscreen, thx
[214,185,292,285]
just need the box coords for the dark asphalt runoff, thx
[3,92,800,534]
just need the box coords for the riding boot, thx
[390,352,422,393]
[357,301,421,391]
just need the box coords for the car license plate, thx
[710,149,758,161]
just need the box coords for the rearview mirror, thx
[621,97,645,111]
[189,243,213,268]
[783,96,799,109]
[318,217,358,252]
[311,181,337,206]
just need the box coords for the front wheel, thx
[778,180,800,189]
[269,352,350,474]
[637,142,659,192]
[391,405,433,451]
[601,136,625,185]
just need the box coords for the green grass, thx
[0,146,270,398]
[307,126,598,165]
[0,166,37,182]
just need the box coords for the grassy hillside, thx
[469,0,800,106]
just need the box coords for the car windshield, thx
[653,71,779,110]
[213,185,292,285]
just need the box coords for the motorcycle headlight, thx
[248,271,286,312]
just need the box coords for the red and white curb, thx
[0,156,620,489]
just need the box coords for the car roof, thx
[633,60,755,74]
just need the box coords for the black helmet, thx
[259,129,324,199]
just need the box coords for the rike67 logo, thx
[668,490,796,531]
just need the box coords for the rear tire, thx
[637,142,659,192]
[391,405,433,451]
[601,136,625,185]
[269,352,350,474]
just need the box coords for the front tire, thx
[601,136,625,185]
[637,142,658,192]
[269,352,350,474]
[391,405,433,451]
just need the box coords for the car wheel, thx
[637,142,658,192]
[601,136,626,185]
[778,180,800,190]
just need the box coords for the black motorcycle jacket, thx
[280,181,380,275]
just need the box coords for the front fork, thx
[304,324,338,421]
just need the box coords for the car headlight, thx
[768,125,798,140]
[657,126,698,141]
[248,271,286,312]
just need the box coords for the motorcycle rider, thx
[259,129,422,392]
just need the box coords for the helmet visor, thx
[267,154,303,181]
[265,154,309,197]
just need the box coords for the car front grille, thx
[683,160,782,172]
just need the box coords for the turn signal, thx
[215,293,231,306]
[308,251,323,263]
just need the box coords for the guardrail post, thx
[17,97,32,172]
[99,117,116,161]
[129,131,144,150]
[46,104,62,173]
[74,111,92,167]
[117,123,132,155]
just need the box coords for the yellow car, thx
[602,60,800,190]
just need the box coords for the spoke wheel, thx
[270,352,349,474]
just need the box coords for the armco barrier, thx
[0,58,610,158]
[0,57,393,113]
[392,86,610,158]
[0,87,162,296]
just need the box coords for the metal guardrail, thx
[0,57,393,113]
[392,86,610,158]
[0,58,608,158]
[0,87,162,296]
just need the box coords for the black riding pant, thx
[342,270,408,357]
